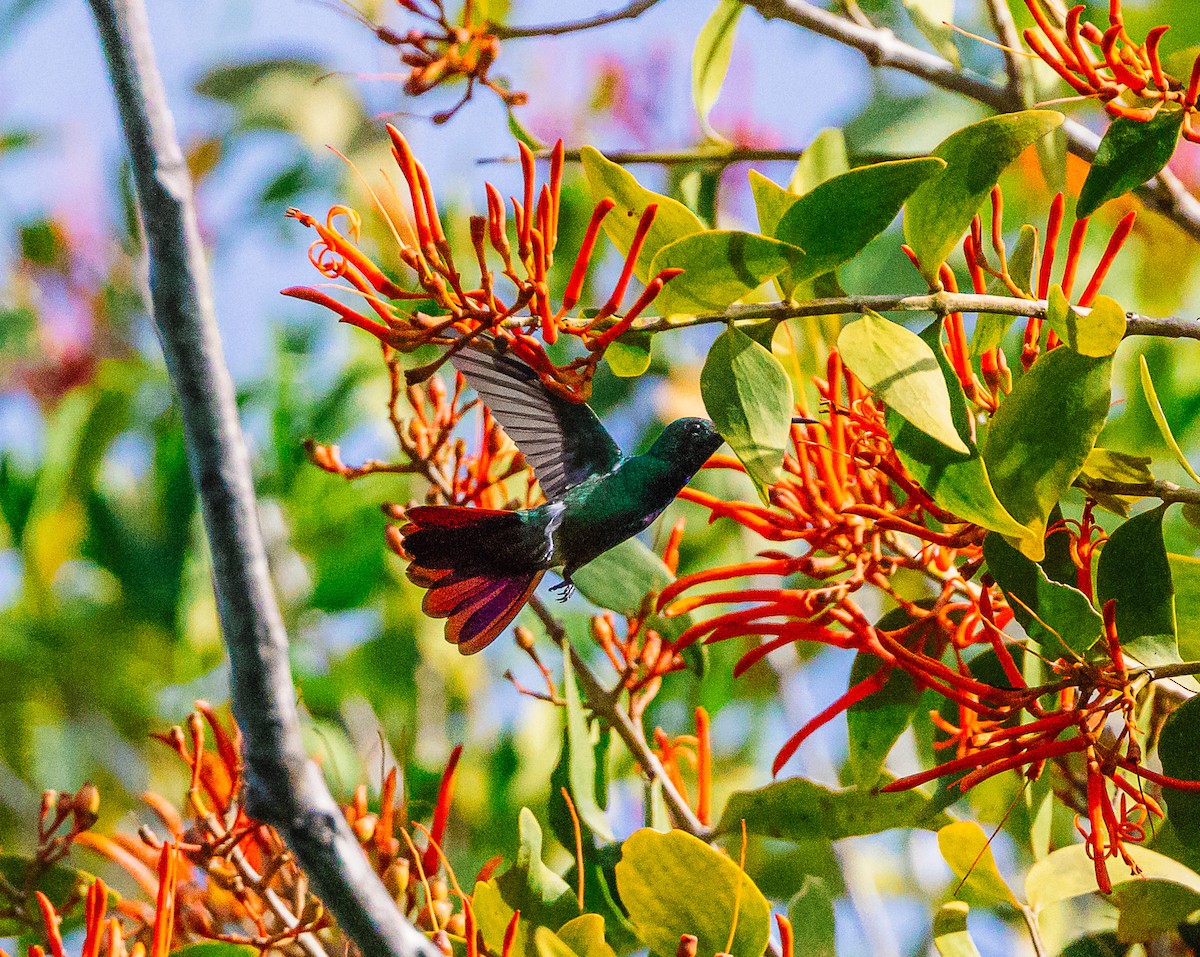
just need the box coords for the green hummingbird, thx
[400,343,724,654]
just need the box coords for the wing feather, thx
[451,344,624,499]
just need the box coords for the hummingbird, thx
[399,343,725,654]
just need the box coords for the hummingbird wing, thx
[450,344,624,499]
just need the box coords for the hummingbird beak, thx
[791,416,819,425]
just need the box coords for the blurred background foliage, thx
[5,1,1200,955]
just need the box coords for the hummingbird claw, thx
[550,578,575,602]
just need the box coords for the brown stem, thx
[490,0,664,39]
[86,1,436,954]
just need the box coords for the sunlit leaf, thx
[1139,355,1200,484]
[1077,110,1185,219]
[692,0,743,140]
[170,946,259,957]
[560,647,613,842]
[494,809,578,930]
[937,821,1020,906]
[580,147,705,282]
[1079,448,1154,517]
[904,110,1063,282]
[1044,286,1126,357]
[615,828,771,957]
[1096,505,1179,669]
[1025,844,1200,911]
[984,533,1102,659]
[700,325,794,500]
[556,914,617,957]
[789,128,849,194]
[982,348,1112,560]
[933,902,983,957]
[604,331,653,377]
[839,310,968,453]
[650,231,803,315]
[774,158,945,290]
[902,0,959,67]
[717,778,950,841]
[888,324,1026,537]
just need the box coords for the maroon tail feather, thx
[400,506,544,654]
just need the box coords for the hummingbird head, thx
[649,417,724,473]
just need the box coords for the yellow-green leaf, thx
[692,0,743,140]
[937,821,1020,906]
[902,0,959,67]
[933,902,983,957]
[650,231,803,315]
[839,311,969,454]
[904,111,1063,282]
[1026,844,1200,912]
[615,829,771,957]
[701,325,794,500]
[1044,286,1126,357]
[580,146,705,283]
[788,128,849,194]
[1140,355,1200,484]
[1078,110,1185,218]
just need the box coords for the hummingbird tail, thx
[400,506,546,654]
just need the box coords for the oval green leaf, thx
[1140,355,1200,484]
[902,0,959,66]
[937,821,1020,906]
[904,111,1064,282]
[982,347,1112,560]
[933,902,983,957]
[1078,110,1185,219]
[604,330,653,377]
[650,231,803,315]
[580,146,705,283]
[692,0,743,139]
[1025,843,1200,912]
[1158,694,1200,845]
[701,325,794,500]
[1095,504,1179,668]
[1044,286,1126,357]
[839,310,969,454]
[562,645,614,842]
[615,828,771,957]
[774,158,945,290]
[788,877,836,957]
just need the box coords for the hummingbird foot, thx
[550,578,575,602]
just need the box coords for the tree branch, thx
[526,597,711,839]
[86,2,436,954]
[491,0,664,39]
[479,146,811,167]
[982,0,1031,108]
[741,0,1200,242]
[1076,478,1200,507]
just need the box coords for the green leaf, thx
[1095,505,1179,668]
[495,809,579,931]
[535,927,581,957]
[839,310,969,453]
[1111,879,1200,943]
[787,877,836,957]
[574,537,705,673]
[700,325,794,500]
[1139,355,1200,484]
[789,128,850,194]
[904,111,1064,282]
[604,330,653,377]
[474,880,534,957]
[888,324,1027,537]
[692,0,743,140]
[902,0,959,67]
[1025,844,1200,911]
[170,947,259,957]
[984,533,1102,659]
[650,231,803,315]
[1077,110,1185,218]
[1057,933,1127,957]
[982,347,1112,560]
[933,902,983,957]
[562,646,614,842]
[937,821,1020,906]
[1171,553,1200,663]
[749,169,795,238]
[580,147,705,283]
[846,611,922,786]
[615,828,771,957]
[1158,694,1200,845]
[972,224,1037,354]
[774,158,945,290]
[717,778,950,841]
[1079,448,1154,517]
[1044,286,1126,357]
[556,914,617,957]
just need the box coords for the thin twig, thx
[1018,904,1048,957]
[526,596,711,839]
[1076,477,1200,507]
[982,0,1031,108]
[85,1,437,954]
[490,0,663,39]
[739,0,1200,242]
[479,146,810,167]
